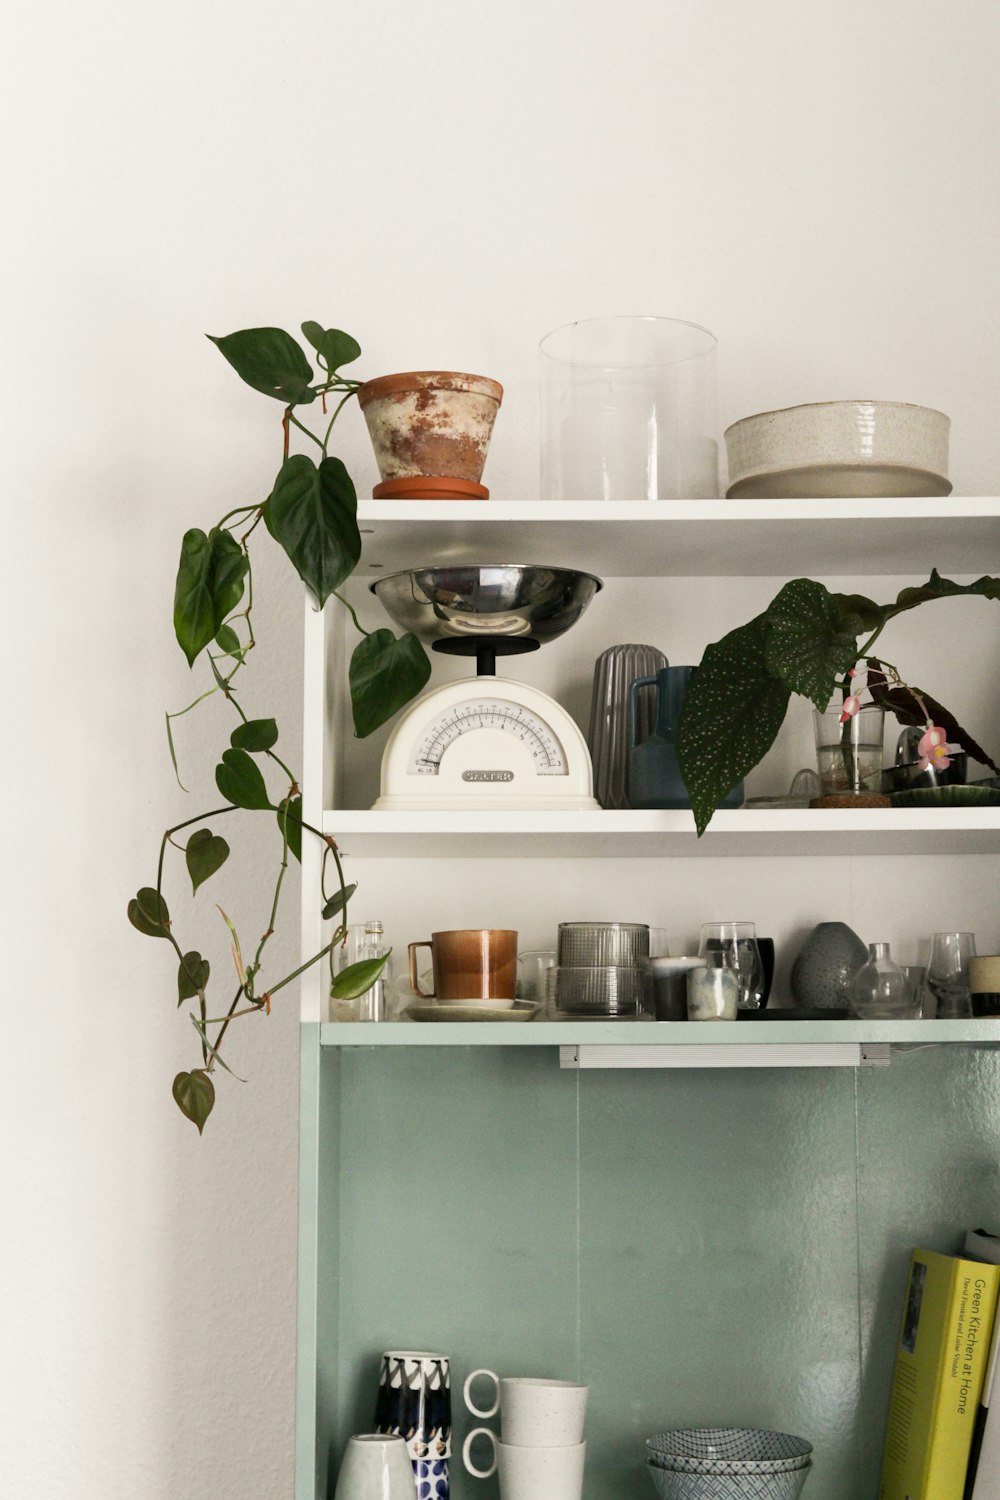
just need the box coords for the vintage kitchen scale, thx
[370,564,603,810]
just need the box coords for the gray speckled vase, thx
[790,922,867,1009]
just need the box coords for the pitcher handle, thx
[629,675,657,751]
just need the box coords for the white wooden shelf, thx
[321,807,1000,857]
[354,497,1000,578]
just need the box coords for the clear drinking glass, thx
[903,965,929,1018]
[926,931,977,1019]
[698,921,765,1011]
[539,316,718,500]
[813,702,885,795]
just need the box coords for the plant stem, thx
[322,388,358,452]
[287,411,324,451]
[334,590,370,637]
[156,806,236,899]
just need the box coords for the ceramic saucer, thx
[405,1000,541,1023]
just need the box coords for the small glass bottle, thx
[848,943,916,1019]
[357,920,391,1023]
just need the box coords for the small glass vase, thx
[848,942,916,1019]
[813,702,885,795]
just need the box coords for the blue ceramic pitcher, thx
[628,666,744,811]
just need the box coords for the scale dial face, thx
[408,697,567,777]
[374,679,599,811]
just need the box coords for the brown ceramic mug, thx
[408,929,518,1003]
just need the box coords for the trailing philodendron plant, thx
[676,570,1000,835]
[129,322,432,1132]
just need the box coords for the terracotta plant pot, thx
[357,370,503,499]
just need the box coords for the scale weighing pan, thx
[370,565,603,810]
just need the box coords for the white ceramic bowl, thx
[724,400,950,498]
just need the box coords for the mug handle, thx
[408,942,435,998]
[462,1425,498,1479]
[629,675,657,751]
[463,1367,500,1419]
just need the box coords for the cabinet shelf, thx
[355,497,1000,577]
[322,807,1000,857]
[318,1017,1000,1049]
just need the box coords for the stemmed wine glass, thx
[698,922,765,1011]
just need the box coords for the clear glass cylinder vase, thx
[539,316,718,501]
[813,702,885,795]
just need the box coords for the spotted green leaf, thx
[676,616,790,836]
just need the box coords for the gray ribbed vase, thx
[790,922,867,1009]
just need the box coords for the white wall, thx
[5,2,1000,1495]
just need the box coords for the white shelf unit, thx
[296,496,1000,1500]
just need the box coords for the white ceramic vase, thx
[333,1434,417,1500]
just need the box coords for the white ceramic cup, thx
[333,1434,417,1500]
[463,1428,586,1500]
[463,1369,588,1447]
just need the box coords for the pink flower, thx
[916,723,951,773]
[839,695,861,723]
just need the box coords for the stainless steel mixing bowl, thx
[370,564,603,643]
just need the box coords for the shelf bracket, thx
[559,1043,893,1070]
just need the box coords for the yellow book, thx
[879,1249,1000,1500]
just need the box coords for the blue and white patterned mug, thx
[373,1350,451,1500]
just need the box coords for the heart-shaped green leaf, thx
[215,747,273,809]
[174,527,248,667]
[322,882,357,921]
[230,718,278,753]
[215,624,242,656]
[349,629,431,738]
[172,1069,215,1133]
[676,616,791,836]
[185,828,230,893]
[763,578,861,710]
[208,327,315,405]
[177,951,211,1003]
[300,322,361,372]
[128,887,171,939]
[276,794,304,863]
[263,454,361,607]
[331,953,391,1001]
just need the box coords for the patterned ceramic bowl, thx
[646,1429,813,1473]
[646,1457,812,1500]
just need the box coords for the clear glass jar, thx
[848,942,916,1019]
[539,316,718,501]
